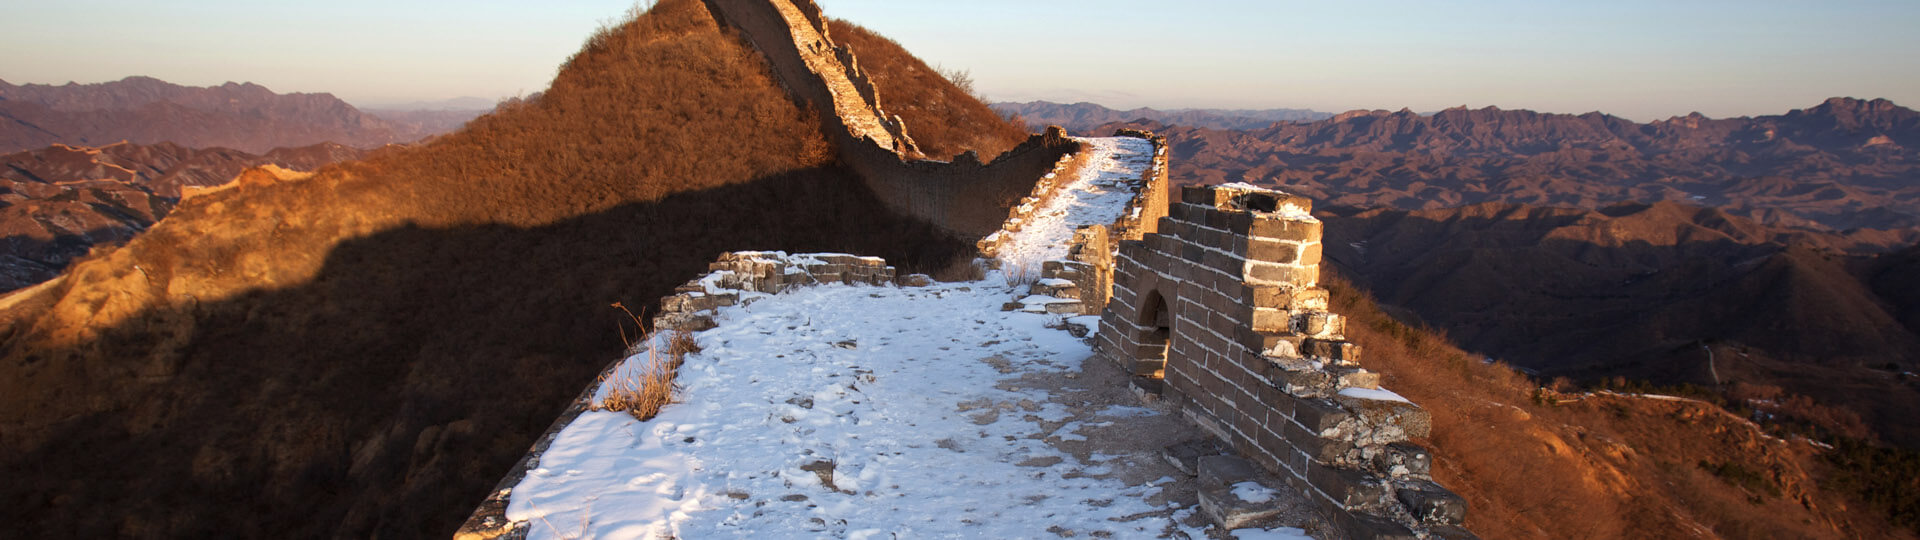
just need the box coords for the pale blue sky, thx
[3,1,1915,120]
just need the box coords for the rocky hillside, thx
[1125,98,1920,240]
[995,100,1332,133]
[1321,201,1920,446]
[1321,271,1914,539]
[0,141,363,291]
[0,1,1025,537]
[0,76,453,154]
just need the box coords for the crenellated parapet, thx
[1095,184,1475,539]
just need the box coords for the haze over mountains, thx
[992,100,1332,133]
[0,76,476,154]
[1116,97,1920,241]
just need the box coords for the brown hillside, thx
[1321,202,1920,446]
[0,1,1014,537]
[0,141,364,292]
[827,20,1029,161]
[1324,272,1913,540]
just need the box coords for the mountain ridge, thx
[0,76,455,154]
[1123,97,1920,238]
[991,100,1332,133]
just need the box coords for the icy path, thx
[995,136,1156,274]
[513,282,1159,537]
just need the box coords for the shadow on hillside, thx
[1318,208,1920,445]
[0,166,975,538]
[0,230,132,292]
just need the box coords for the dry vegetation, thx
[1325,271,1915,539]
[827,20,1030,162]
[598,330,701,421]
[0,0,1024,537]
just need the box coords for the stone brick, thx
[1306,463,1387,508]
[1282,417,1354,463]
[1203,249,1245,276]
[1247,239,1303,264]
[1251,307,1289,333]
[1299,242,1323,266]
[1291,397,1353,434]
[1296,312,1346,338]
[1182,243,1206,263]
[1245,262,1319,288]
[1302,338,1362,363]
[1250,215,1322,243]
[1205,208,1232,231]
[1167,201,1194,222]
[1397,480,1468,525]
[1162,437,1230,476]
[1238,327,1301,354]
[1223,211,1255,235]
[1195,455,1289,529]
[1181,185,1220,205]
[1245,285,1291,310]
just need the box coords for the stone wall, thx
[990,130,1169,317]
[1095,184,1473,540]
[702,0,1079,240]
[652,251,903,332]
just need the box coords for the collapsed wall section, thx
[1096,184,1474,540]
[991,131,1171,318]
[703,0,1079,240]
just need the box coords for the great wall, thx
[458,1,1471,538]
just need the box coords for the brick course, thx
[1093,184,1472,538]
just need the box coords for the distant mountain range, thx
[1118,97,1920,241]
[990,100,1331,133]
[0,76,478,154]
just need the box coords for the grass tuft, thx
[597,330,700,422]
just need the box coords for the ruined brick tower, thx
[1098,184,1473,539]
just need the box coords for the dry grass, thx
[1324,271,1908,539]
[827,19,1029,161]
[598,330,701,422]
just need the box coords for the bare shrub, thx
[599,330,698,421]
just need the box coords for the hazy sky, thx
[4,0,1916,120]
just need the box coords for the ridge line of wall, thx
[703,0,1079,240]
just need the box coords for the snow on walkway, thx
[502,136,1312,539]
[995,136,1156,275]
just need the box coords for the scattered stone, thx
[1195,455,1290,529]
[1162,437,1230,477]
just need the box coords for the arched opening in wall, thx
[1136,289,1172,378]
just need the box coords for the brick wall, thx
[1096,184,1473,539]
[703,0,1079,240]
